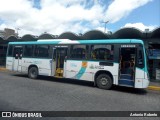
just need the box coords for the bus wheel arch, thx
[94,70,113,90]
[28,65,39,79]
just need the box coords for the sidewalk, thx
[0,66,160,91]
[0,66,8,71]
[148,80,160,91]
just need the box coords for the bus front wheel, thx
[96,74,112,90]
[28,67,38,79]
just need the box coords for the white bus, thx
[6,39,149,89]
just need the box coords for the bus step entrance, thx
[55,68,63,77]
[118,74,134,87]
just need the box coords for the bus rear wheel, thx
[96,74,112,90]
[28,67,38,79]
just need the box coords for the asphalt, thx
[0,66,160,91]
[0,71,160,120]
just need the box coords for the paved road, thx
[0,71,160,119]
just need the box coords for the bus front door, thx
[118,48,136,87]
[13,46,23,72]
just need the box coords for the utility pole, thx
[103,21,109,33]
[15,28,20,37]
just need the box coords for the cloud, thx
[105,0,152,23]
[0,0,106,36]
[123,22,158,31]
[0,0,154,36]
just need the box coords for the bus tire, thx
[96,74,112,90]
[28,67,38,79]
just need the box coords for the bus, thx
[6,39,149,89]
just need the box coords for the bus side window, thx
[19,48,23,59]
[24,45,34,57]
[70,45,88,59]
[138,50,142,64]
[13,48,19,59]
[91,45,114,60]
[91,45,97,59]
[8,45,13,56]
[91,51,96,59]
[34,45,49,58]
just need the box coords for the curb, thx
[147,86,160,91]
[0,67,8,71]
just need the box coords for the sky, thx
[0,0,159,36]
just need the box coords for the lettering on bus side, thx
[121,45,136,48]
[7,60,13,63]
[89,64,104,69]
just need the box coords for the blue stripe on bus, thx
[120,75,132,79]
[118,79,134,86]
[73,67,86,79]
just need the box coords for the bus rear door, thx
[52,46,68,77]
[13,46,23,72]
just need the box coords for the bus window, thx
[91,45,114,60]
[24,45,34,57]
[70,45,88,59]
[8,45,13,56]
[13,47,23,59]
[138,49,144,68]
[34,45,50,58]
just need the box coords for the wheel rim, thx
[31,69,36,77]
[101,77,108,86]
[32,70,36,75]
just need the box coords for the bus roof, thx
[8,39,144,45]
